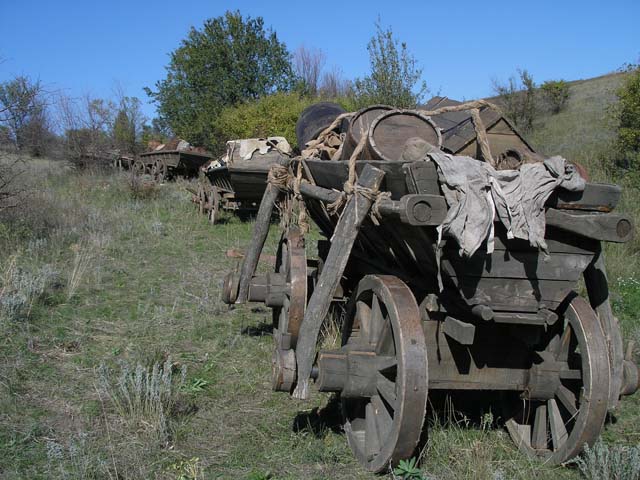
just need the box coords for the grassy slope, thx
[0,72,638,479]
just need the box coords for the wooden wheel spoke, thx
[376,371,397,408]
[548,399,569,450]
[371,394,393,440]
[350,417,366,447]
[556,385,578,417]
[559,368,582,380]
[369,295,383,343]
[365,403,381,460]
[375,319,393,355]
[356,300,372,344]
[556,325,572,362]
[532,404,548,450]
[505,419,531,449]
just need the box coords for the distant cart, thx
[134,150,213,182]
[191,138,291,223]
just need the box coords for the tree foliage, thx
[0,76,52,156]
[614,66,640,169]
[493,69,537,132]
[215,93,314,150]
[352,21,427,109]
[541,80,570,114]
[113,96,145,155]
[146,10,296,151]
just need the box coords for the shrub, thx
[574,440,640,480]
[541,79,570,114]
[214,92,314,151]
[0,255,57,323]
[614,66,640,170]
[127,173,158,200]
[493,69,537,132]
[97,357,187,442]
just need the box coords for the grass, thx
[1,72,640,479]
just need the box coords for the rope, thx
[293,160,310,234]
[267,164,291,191]
[417,99,503,167]
[267,163,310,234]
[308,112,354,148]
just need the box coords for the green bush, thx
[615,66,640,170]
[541,79,570,114]
[214,92,314,151]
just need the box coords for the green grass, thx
[1,72,640,479]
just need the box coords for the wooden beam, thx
[235,183,281,303]
[293,165,386,400]
[442,316,475,345]
[546,208,633,243]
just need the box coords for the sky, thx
[1,0,638,122]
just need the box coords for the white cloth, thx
[226,137,292,163]
[430,153,586,257]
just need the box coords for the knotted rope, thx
[268,163,309,233]
[417,99,502,167]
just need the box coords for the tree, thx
[352,20,427,108]
[146,10,296,151]
[614,65,640,169]
[294,46,325,96]
[57,93,116,162]
[319,66,352,99]
[113,95,146,155]
[0,76,52,155]
[541,80,570,114]
[492,69,537,132]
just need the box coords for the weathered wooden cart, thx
[222,148,639,472]
[192,138,292,223]
[134,149,213,182]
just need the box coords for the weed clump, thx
[97,357,186,442]
[0,254,58,323]
[574,440,640,480]
[127,174,158,200]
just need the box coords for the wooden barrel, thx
[295,102,346,150]
[340,105,393,160]
[366,110,442,162]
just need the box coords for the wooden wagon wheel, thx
[272,226,307,349]
[197,182,206,215]
[152,159,168,183]
[132,159,145,176]
[208,186,221,224]
[504,293,610,465]
[341,275,428,473]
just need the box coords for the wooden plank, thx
[546,209,634,243]
[547,183,621,212]
[235,183,281,303]
[441,249,592,281]
[293,165,386,400]
[305,159,408,199]
[403,161,440,195]
[443,316,476,345]
[445,277,576,311]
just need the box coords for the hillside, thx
[529,72,628,178]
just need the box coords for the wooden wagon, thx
[134,149,213,182]
[192,138,292,223]
[222,149,638,472]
